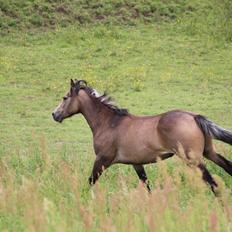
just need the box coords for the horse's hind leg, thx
[198,163,218,194]
[205,152,232,176]
[204,138,232,176]
[133,165,151,192]
[175,146,217,194]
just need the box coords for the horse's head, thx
[52,79,87,123]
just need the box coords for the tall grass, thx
[0,140,232,231]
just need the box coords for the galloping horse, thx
[52,79,232,193]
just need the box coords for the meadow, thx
[1,1,232,231]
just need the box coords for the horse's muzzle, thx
[52,112,63,123]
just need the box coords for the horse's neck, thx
[79,95,111,135]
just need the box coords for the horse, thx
[52,79,232,193]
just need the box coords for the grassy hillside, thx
[1,0,232,42]
[0,0,192,29]
[0,23,232,231]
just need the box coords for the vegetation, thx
[1,0,232,42]
[0,0,191,29]
[0,0,232,231]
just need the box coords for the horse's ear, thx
[70,79,75,87]
[78,80,87,88]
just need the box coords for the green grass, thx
[1,0,232,43]
[0,0,191,32]
[0,23,232,231]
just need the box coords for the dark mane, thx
[83,86,129,116]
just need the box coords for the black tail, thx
[194,115,232,145]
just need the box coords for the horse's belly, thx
[113,146,169,165]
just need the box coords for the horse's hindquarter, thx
[114,115,170,164]
[157,110,205,157]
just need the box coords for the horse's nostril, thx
[52,112,56,119]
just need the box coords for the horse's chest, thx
[93,135,115,155]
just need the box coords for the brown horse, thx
[52,79,232,193]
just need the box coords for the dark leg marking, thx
[89,158,108,185]
[204,151,232,176]
[198,163,218,194]
[160,153,175,160]
[133,165,151,192]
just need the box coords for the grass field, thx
[1,2,232,231]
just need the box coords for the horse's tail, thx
[194,115,232,145]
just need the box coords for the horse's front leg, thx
[133,165,151,192]
[89,156,110,185]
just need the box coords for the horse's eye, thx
[63,96,68,101]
